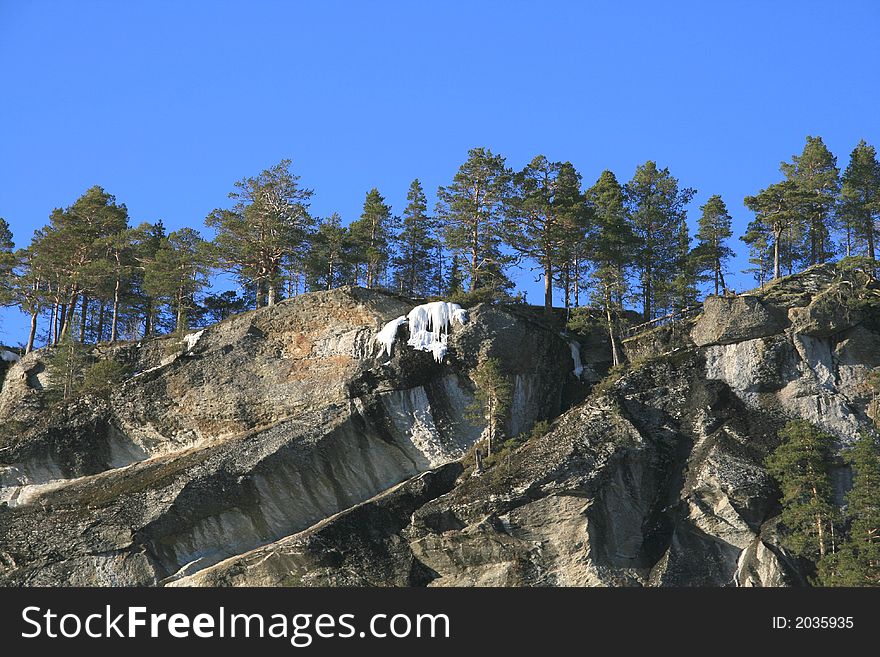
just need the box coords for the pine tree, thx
[625,161,696,320]
[45,332,88,403]
[693,195,734,296]
[780,136,840,266]
[393,179,437,297]
[304,213,353,291]
[669,216,699,311]
[437,147,513,294]
[200,290,249,324]
[465,357,513,458]
[10,246,45,353]
[0,218,14,307]
[586,170,636,367]
[841,433,880,583]
[445,254,464,296]
[33,187,130,342]
[839,140,880,262]
[130,221,166,337]
[350,188,394,289]
[740,218,774,288]
[505,156,587,314]
[744,180,802,280]
[143,228,212,332]
[818,433,880,586]
[766,420,837,562]
[207,160,314,307]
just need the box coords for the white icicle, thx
[373,301,468,363]
[374,316,408,357]
[406,301,468,362]
[569,340,584,379]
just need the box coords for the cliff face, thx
[1,265,877,587]
[0,288,577,585]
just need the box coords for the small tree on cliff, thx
[466,357,512,459]
[817,433,880,586]
[766,420,837,562]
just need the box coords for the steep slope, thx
[1,264,877,587]
[0,288,578,585]
[171,265,880,587]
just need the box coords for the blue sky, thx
[1,0,879,344]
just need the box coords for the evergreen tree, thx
[445,253,464,296]
[693,195,734,295]
[143,228,212,332]
[766,420,837,561]
[505,156,587,313]
[586,170,636,367]
[740,218,774,287]
[393,179,437,297]
[200,290,249,324]
[33,187,130,342]
[437,147,513,295]
[465,357,513,458]
[130,221,166,337]
[10,246,46,353]
[304,213,353,291]
[669,216,699,311]
[207,160,314,307]
[350,188,394,289]
[94,228,137,342]
[780,136,840,266]
[45,332,88,403]
[0,218,15,307]
[744,180,802,280]
[839,140,880,262]
[625,161,696,320]
[818,433,880,586]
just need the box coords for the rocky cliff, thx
[1,264,877,587]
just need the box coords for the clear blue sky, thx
[1,0,879,344]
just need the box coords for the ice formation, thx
[569,340,584,379]
[374,316,407,357]
[373,301,468,363]
[0,350,20,363]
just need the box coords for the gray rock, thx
[692,295,784,347]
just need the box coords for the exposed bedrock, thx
[1,264,877,587]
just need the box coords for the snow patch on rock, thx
[1,350,20,363]
[182,330,205,352]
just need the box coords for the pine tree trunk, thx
[111,276,121,342]
[26,312,37,354]
[268,282,277,306]
[470,216,479,292]
[144,299,153,338]
[96,303,105,343]
[773,229,782,280]
[810,479,827,558]
[544,258,553,314]
[176,300,187,333]
[564,264,571,311]
[49,303,57,346]
[605,286,620,368]
[79,295,88,342]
